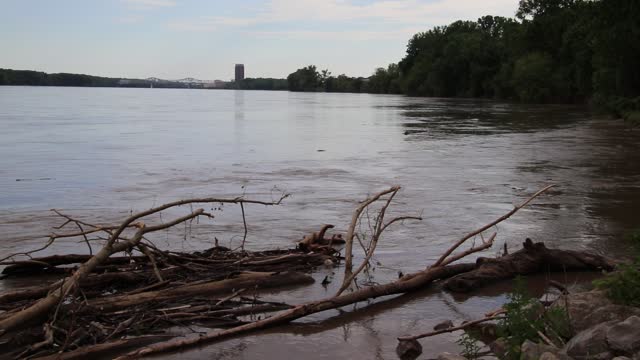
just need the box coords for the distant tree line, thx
[0,69,208,89]
[0,69,122,87]
[287,0,640,112]
[228,78,288,91]
[286,66,373,93]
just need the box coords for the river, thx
[1,86,639,358]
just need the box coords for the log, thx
[0,269,158,305]
[85,271,314,313]
[443,238,615,293]
[1,255,147,276]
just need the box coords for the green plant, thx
[594,230,640,306]
[456,331,482,359]
[594,261,640,306]
[496,276,571,359]
[497,277,542,359]
[544,306,572,340]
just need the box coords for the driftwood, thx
[0,184,616,359]
[0,194,333,359]
[84,271,313,313]
[0,271,152,307]
[0,254,147,276]
[444,238,615,292]
[118,239,613,359]
[116,263,476,359]
[0,250,331,308]
[114,185,560,358]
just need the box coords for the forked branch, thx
[337,186,422,296]
[432,184,554,268]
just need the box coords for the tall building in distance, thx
[235,64,245,82]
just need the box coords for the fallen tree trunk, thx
[444,238,615,293]
[85,271,314,313]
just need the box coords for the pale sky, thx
[0,0,519,80]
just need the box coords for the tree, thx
[512,52,555,102]
[516,0,577,20]
[287,66,321,92]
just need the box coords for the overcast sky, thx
[0,0,519,80]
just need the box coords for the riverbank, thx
[431,233,640,360]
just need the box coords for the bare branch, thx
[137,244,163,282]
[432,185,554,268]
[341,186,400,290]
[439,232,497,267]
[239,203,248,251]
[336,187,422,296]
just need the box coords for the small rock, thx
[521,340,564,360]
[489,338,508,358]
[396,339,422,360]
[612,357,632,360]
[606,316,640,354]
[540,352,561,360]
[436,352,466,360]
[433,320,454,331]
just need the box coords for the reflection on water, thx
[0,87,639,358]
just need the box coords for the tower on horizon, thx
[235,64,245,82]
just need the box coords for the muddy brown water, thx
[1,87,639,358]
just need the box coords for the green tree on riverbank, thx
[287,0,640,110]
